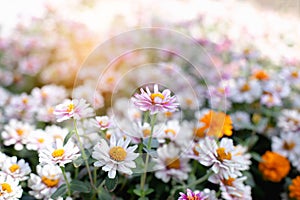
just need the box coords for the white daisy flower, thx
[1,119,34,151]
[0,153,8,169]
[153,143,191,183]
[28,164,69,199]
[229,78,262,103]
[272,132,300,163]
[209,175,251,200]
[92,116,113,130]
[92,134,138,179]
[54,98,94,122]
[2,156,31,181]
[73,84,104,109]
[26,129,53,151]
[39,139,81,167]
[36,105,56,123]
[278,109,300,132]
[230,111,251,130]
[44,125,69,142]
[260,93,282,108]
[31,85,68,106]
[196,137,249,179]
[0,172,23,199]
[263,80,290,98]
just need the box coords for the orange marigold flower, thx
[253,70,269,81]
[289,176,300,200]
[259,151,290,182]
[198,110,233,138]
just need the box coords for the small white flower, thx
[39,139,81,167]
[272,132,300,163]
[1,119,34,151]
[44,125,69,142]
[229,78,262,103]
[153,143,191,183]
[278,109,300,132]
[92,134,138,179]
[28,164,69,199]
[31,85,68,106]
[92,116,113,130]
[54,98,94,122]
[196,137,250,179]
[26,129,53,151]
[2,156,31,181]
[231,111,251,130]
[0,172,23,200]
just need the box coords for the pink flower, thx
[131,84,179,115]
[54,99,94,122]
[178,189,206,200]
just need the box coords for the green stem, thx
[60,166,71,196]
[93,167,98,185]
[140,113,157,197]
[73,119,96,190]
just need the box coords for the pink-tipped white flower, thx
[38,139,81,167]
[1,119,34,151]
[131,84,179,115]
[178,189,206,200]
[92,134,138,179]
[54,98,94,122]
[92,116,113,130]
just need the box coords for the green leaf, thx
[133,189,143,196]
[63,130,75,145]
[50,184,67,199]
[251,152,262,162]
[73,156,84,168]
[98,187,112,200]
[245,135,259,148]
[243,171,255,187]
[70,180,91,193]
[144,188,154,195]
[105,175,118,192]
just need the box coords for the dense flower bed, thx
[0,1,300,200]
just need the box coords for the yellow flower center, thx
[47,107,54,114]
[52,149,65,158]
[283,141,295,150]
[164,128,177,136]
[185,98,193,106]
[166,157,181,169]
[240,83,251,92]
[38,138,45,143]
[143,129,151,137]
[22,97,28,105]
[67,103,74,113]
[150,93,165,102]
[217,147,232,161]
[109,146,127,162]
[164,112,173,118]
[291,71,299,78]
[0,183,12,194]
[9,164,20,173]
[42,176,60,188]
[16,128,24,136]
[222,177,235,186]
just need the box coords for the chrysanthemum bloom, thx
[252,69,269,81]
[44,125,69,142]
[1,119,34,151]
[209,175,251,200]
[178,189,206,200]
[230,111,251,130]
[93,116,112,130]
[289,176,300,200]
[39,139,81,167]
[197,110,233,138]
[131,84,179,115]
[2,156,31,181]
[278,109,300,132]
[28,164,69,199]
[196,137,250,179]
[154,143,191,183]
[92,134,138,179]
[0,173,23,199]
[26,129,53,151]
[229,78,262,103]
[259,151,290,182]
[54,98,94,122]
